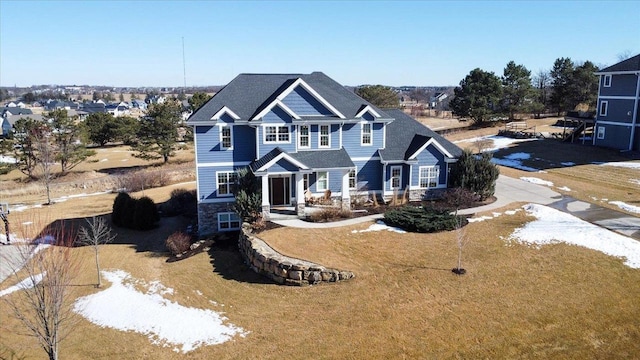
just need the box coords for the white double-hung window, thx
[298,125,310,148]
[319,125,330,148]
[217,171,237,196]
[361,123,372,145]
[390,166,402,189]
[264,125,290,143]
[220,125,233,149]
[419,165,440,188]
[316,171,328,191]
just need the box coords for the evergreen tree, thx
[550,57,575,114]
[449,150,499,200]
[450,68,503,125]
[501,61,534,120]
[131,100,181,163]
[188,92,212,111]
[47,109,95,174]
[355,85,399,108]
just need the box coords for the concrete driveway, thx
[458,175,562,215]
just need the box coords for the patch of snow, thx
[352,220,406,234]
[508,204,640,269]
[629,179,640,185]
[0,273,46,297]
[491,158,540,172]
[504,152,531,160]
[0,155,17,164]
[467,216,494,223]
[520,177,554,187]
[73,270,248,353]
[561,162,575,166]
[609,201,640,214]
[195,290,203,296]
[556,186,572,192]
[597,162,640,170]
[504,209,521,215]
[455,135,539,152]
[100,159,108,162]
[22,221,33,226]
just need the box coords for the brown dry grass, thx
[2,205,639,359]
[1,122,639,359]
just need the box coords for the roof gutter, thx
[628,71,640,151]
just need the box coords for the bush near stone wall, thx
[239,224,354,286]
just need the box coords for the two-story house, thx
[593,54,640,151]
[187,72,462,235]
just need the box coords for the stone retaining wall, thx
[238,223,355,286]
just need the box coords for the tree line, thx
[450,57,599,124]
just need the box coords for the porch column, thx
[295,173,305,217]
[341,169,351,210]
[261,175,270,220]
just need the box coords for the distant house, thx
[44,100,79,111]
[131,99,147,111]
[430,93,448,109]
[593,54,640,151]
[106,103,131,117]
[187,72,462,235]
[2,107,32,118]
[146,95,166,105]
[81,102,107,114]
[1,112,43,137]
[4,101,25,108]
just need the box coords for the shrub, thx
[232,167,262,222]
[308,207,352,223]
[383,205,467,233]
[112,192,132,226]
[133,196,160,230]
[165,231,192,255]
[115,169,169,192]
[449,149,499,200]
[440,187,479,211]
[160,188,197,217]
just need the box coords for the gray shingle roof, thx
[379,109,462,162]
[598,54,640,73]
[188,72,389,123]
[250,147,354,172]
[2,107,33,116]
[289,148,354,169]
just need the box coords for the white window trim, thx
[219,125,233,150]
[390,165,402,190]
[319,124,331,148]
[361,122,372,146]
[316,171,328,191]
[599,101,608,116]
[603,74,612,88]
[216,171,236,197]
[597,126,606,140]
[263,125,291,144]
[217,212,240,231]
[298,124,310,149]
[418,165,440,189]
[348,167,357,189]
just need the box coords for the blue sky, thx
[1,1,639,87]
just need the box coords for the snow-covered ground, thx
[596,162,640,170]
[454,135,539,152]
[520,177,554,187]
[9,190,113,212]
[608,201,640,214]
[0,273,45,297]
[630,179,640,185]
[0,155,17,164]
[352,220,406,234]
[508,204,640,269]
[467,209,521,223]
[73,270,248,353]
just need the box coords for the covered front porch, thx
[250,147,355,220]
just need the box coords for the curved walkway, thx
[272,175,562,229]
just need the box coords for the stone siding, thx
[198,202,236,236]
[239,223,355,286]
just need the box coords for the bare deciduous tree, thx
[77,216,116,288]
[1,221,81,360]
[453,216,470,275]
[31,124,55,205]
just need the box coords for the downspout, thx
[628,72,640,151]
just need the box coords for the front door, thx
[270,176,290,206]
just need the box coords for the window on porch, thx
[317,171,328,191]
[390,166,402,189]
[348,168,357,189]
